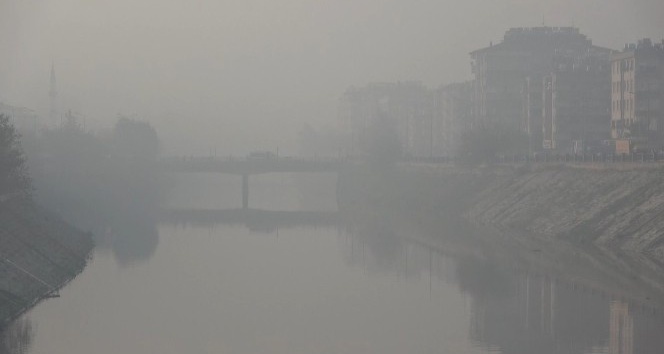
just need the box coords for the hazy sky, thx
[1,0,663,154]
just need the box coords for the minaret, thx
[49,63,58,127]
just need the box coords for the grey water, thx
[8,173,664,354]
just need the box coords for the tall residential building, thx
[470,27,608,150]
[338,82,434,157]
[611,39,664,152]
[542,48,613,152]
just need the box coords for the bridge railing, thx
[401,152,664,165]
[162,155,347,163]
[494,152,664,164]
[163,151,664,168]
[161,155,347,174]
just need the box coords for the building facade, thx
[611,39,664,152]
[542,48,613,152]
[470,27,607,150]
[432,82,473,156]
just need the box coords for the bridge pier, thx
[242,174,249,209]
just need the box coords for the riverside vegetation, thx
[0,113,167,329]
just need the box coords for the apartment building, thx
[432,82,473,156]
[611,39,664,152]
[541,48,613,152]
[470,27,607,150]
[338,82,434,157]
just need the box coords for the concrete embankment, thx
[0,199,93,327]
[463,163,664,262]
[339,162,664,263]
[339,162,664,306]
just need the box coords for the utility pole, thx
[430,111,434,158]
[49,62,58,128]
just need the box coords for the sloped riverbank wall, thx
[339,162,664,264]
[463,164,664,262]
[0,199,93,327]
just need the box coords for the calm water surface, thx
[10,173,664,354]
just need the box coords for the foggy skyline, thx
[2,0,664,155]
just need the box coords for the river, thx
[5,172,664,354]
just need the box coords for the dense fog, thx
[3,1,664,354]
[1,0,663,154]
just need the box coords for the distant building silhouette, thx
[541,47,612,153]
[470,27,611,151]
[432,82,473,156]
[611,39,664,152]
[338,82,434,157]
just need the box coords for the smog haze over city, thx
[3,1,664,354]
[1,0,663,154]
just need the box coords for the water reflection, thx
[0,319,32,354]
[341,212,421,277]
[464,268,664,354]
[460,263,610,354]
[106,216,159,267]
[163,205,664,354]
[160,208,341,233]
[88,205,664,353]
[340,212,664,354]
[42,206,161,267]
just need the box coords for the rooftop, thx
[470,27,593,56]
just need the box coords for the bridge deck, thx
[163,157,343,174]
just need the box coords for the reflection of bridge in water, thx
[160,208,342,233]
[163,157,344,209]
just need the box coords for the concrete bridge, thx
[163,156,344,209]
[163,156,343,175]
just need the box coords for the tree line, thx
[0,113,166,220]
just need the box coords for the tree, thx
[0,114,30,196]
[112,117,160,162]
[30,115,165,218]
[109,117,164,211]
